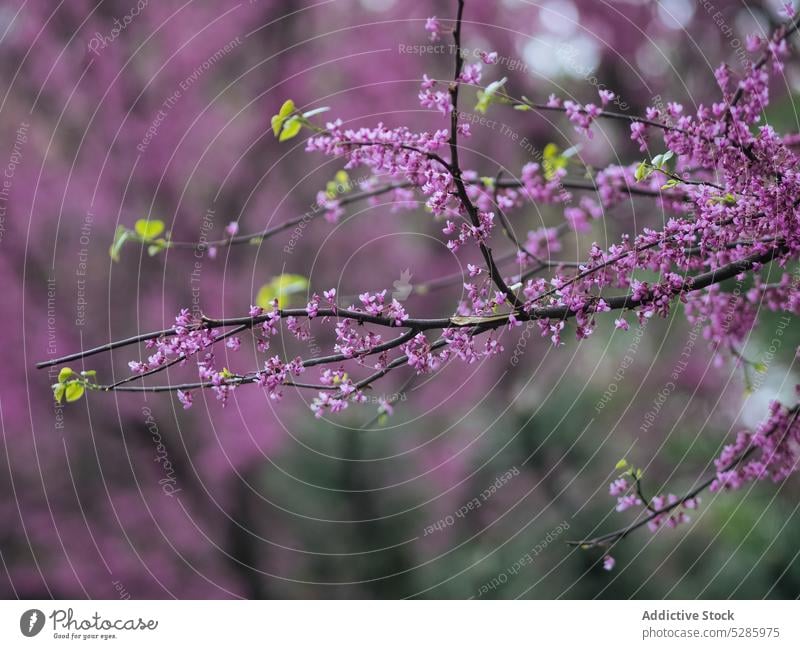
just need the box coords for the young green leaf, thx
[278,116,303,142]
[64,382,85,403]
[53,383,66,404]
[543,143,569,180]
[134,219,165,241]
[271,99,297,137]
[109,225,130,262]
[634,160,652,182]
[256,274,310,309]
[147,238,169,257]
[475,77,507,114]
[58,367,74,383]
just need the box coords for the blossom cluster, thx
[711,399,800,491]
[118,14,800,452]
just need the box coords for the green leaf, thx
[58,367,74,383]
[271,99,296,137]
[708,193,737,205]
[475,77,507,114]
[514,103,532,111]
[543,143,569,181]
[278,99,295,119]
[661,178,680,190]
[325,171,351,198]
[256,273,310,309]
[109,225,130,262]
[651,150,674,171]
[270,114,283,137]
[80,370,97,377]
[65,382,85,403]
[615,458,629,471]
[134,219,165,241]
[147,238,169,257]
[334,170,350,187]
[53,383,66,404]
[634,161,651,182]
[278,116,303,142]
[753,361,768,374]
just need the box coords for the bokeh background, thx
[2,0,800,598]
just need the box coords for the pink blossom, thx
[425,16,442,42]
[176,390,193,410]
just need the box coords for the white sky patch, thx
[657,0,695,30]
[524,38,567,77]
[523,33,601,79]
[740,364,798,428]
[539,0,580,37]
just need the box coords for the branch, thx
[447,0,523,309]
[568,405,800,549]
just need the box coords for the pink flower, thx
[614,317,630,331]
[603,555,615,571]
[616,494,642,512]
[306,294,320,319]
[177,390,193,410]
[598,89,615,107]
[425,16,442,42]
[546,94,562,108]
[609,478,628,496]
[128,361,148,374]
[225,221,239,237]
[479,50,498,64]
[459,62,482,85]
[746,34,762,52]
[630,121,647,152]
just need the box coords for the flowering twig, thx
[569,405,800,550]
